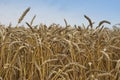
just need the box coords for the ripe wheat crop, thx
[0,8,120,80]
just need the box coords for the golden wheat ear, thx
[64,18,68,27]
[30,15,36,26]
[26,22,34,32]
[84,15,93,29]
[16,7,31,27]
[96,20,111,29]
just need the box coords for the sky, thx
[0,0,120,27]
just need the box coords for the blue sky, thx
[0,0,120,27]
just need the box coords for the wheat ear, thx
[18,7,30,24]
[84,15,93,29]
[30,15,36,26]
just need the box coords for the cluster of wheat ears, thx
[0,7,120,80]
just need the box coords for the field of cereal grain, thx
[0,8,120,80]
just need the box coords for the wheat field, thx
[0,8,120,80]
